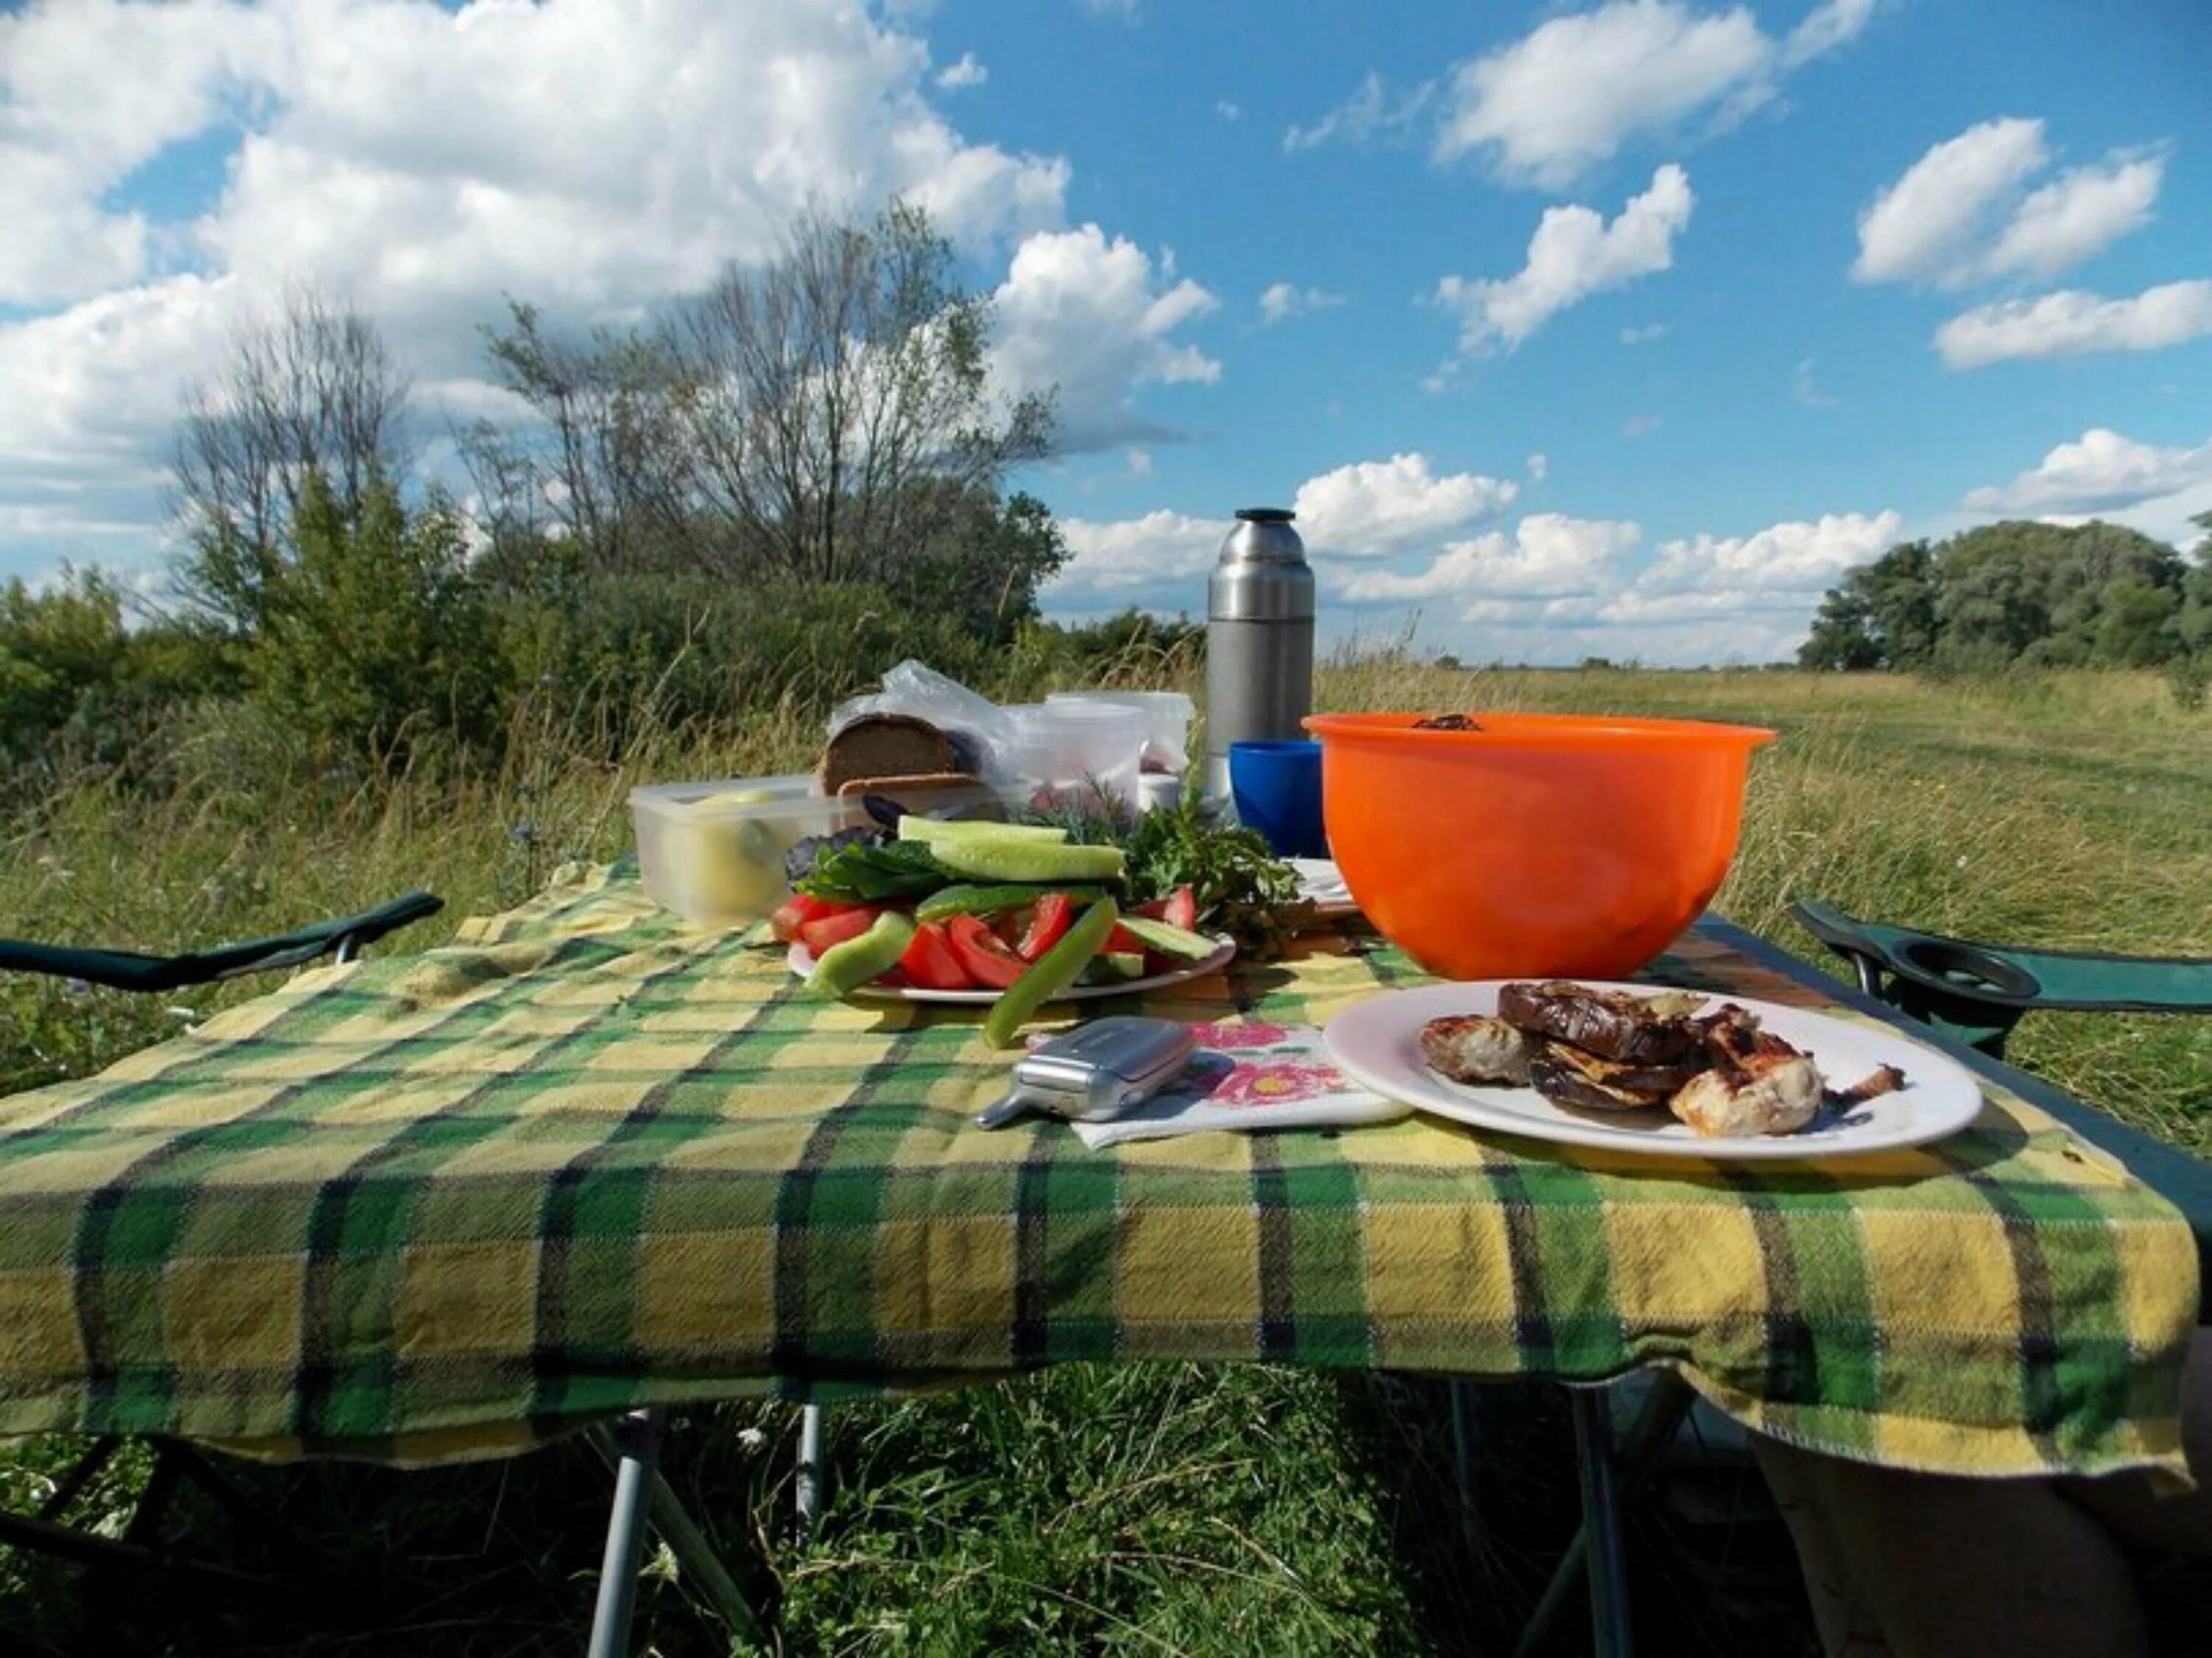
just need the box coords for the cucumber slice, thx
[804,912,917,999]
[897,817,1067,846]
[1080,952,1149,985]
[930,837,1126,885]
[983,898,1120,1049]
[915,883,1111,924]
[1114,916,1220,961]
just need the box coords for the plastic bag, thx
[829,661,1018,781]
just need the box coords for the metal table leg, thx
[1512,1372,1696,1658]
[796,1403,824,1536]
[1571,1387,1633,1658]
[1447,1379,1485,1556]
[584,1410,771,1656]
[585,1410,661,1658]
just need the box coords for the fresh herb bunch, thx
[795,837,948,903]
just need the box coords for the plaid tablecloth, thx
[0,865,2196,1480]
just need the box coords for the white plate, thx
[1290,857,1358,916]
[786,937,1237,1005]
[1323,980,1985,1162]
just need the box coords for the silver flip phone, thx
[973,1017,1200,1130]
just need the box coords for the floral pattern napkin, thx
[1066,1021,1409,1149]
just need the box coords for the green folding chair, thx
[0,891,444,993]
[0,890,444,1598]
[1790,899,2212,1059]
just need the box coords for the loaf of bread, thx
[818,715,955,795]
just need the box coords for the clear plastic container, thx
[629,774,1037,926]
[630,774,840,927]
[1000,701,1148,810]
[1045,690,1195,775]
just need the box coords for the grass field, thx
[2,666,2206,1654]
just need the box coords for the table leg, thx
[1571,1386,1633,1658]
[584,1411,773,1654]
[1512,1373,1695,1657]
[796,1403,825,1536]
[585,1410,660,1658]
[1447,1379,1485,1556]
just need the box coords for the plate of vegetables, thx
[771,812,1237,1048]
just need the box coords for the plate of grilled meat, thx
[1323,978,1984,1160]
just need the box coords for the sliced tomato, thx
[898,922,971,991]
[1103,922,1148,955]
[771,893,858,944]
[1161,885,1198,931]
[799,905,881,957]
[1133,885,1199,930]
[1016,892,1074,962]
[947,913,1028,990]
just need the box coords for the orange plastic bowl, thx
[1303,712,1775,980]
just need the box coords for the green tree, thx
[174,288,414,635]
[1804,520,2189,672]
[2178,511,2212,657]
[1799,540,1938,669]
[873,485,1068,644]
[251,471,501,760]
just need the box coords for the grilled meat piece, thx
[1498,980,1708,1065]
[1421,1014,1536,1085]
[1528,1040,1707,1112]
[1671,1053,1823,1138]
[1827,1064,1907,1109]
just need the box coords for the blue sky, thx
[5,0,2211,663]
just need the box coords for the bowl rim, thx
[1302,711,1776,748]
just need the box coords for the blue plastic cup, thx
[1229,739,1327,858]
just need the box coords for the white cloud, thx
[1985,155,2163,281]
[1619,321,1668,344]
[1854,119,2163,288]
[1853,117,2050,286]
[1964,428,2212,515]
[1339,515,1641,602]
[1258,282,1346,324]
[1622,413,1663,438]
[1638,510,1902,593]
[1792,355,1837,408]
[1293,453,1518,557]
[0,0,286,306]
[1526,452,1550,482]
[989,225,1220,450]
[1284,71,1434,154]
[1,0,1103,576]
[1046,509,1220,597]
[1935,281,2212,369]
[1438,164,1694,350]
[1433,0,1874,189]
[1781,0,1879,69]
[936,52,988,89]
[1216,100,1241,122]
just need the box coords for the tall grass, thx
[2,663,2206,1655]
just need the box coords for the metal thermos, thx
[1205,506,1315,803]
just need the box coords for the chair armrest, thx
[0,892,445,994]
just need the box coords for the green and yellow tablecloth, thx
[0,865,2196,1480]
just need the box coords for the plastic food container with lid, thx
[628,774,1036,927]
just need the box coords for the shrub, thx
[248,472,505,765]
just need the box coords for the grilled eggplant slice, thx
[1528,1040,1705,1111]
[1498,980,1707,1065]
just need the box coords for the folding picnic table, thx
[0,865,2202,1657]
